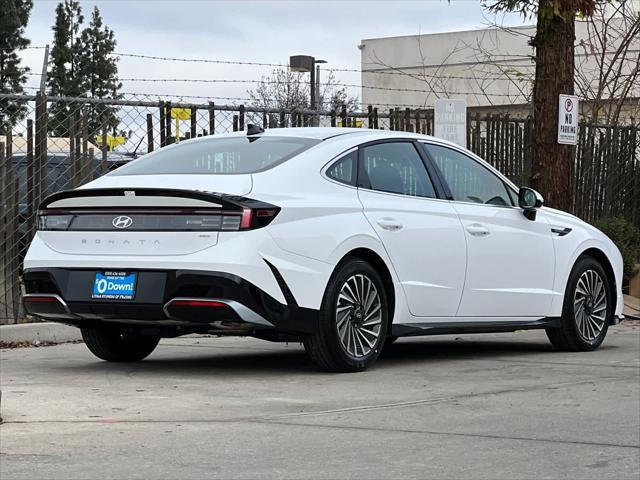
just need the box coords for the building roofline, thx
[361,24,535,43]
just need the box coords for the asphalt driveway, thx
[1,325,639,479]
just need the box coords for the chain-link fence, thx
[1,92,639,323]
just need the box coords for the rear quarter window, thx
[111,136,320,175]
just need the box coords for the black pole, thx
[310,60,316,111]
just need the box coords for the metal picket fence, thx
[1,92,638,323]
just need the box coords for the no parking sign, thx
[558,94,579,145]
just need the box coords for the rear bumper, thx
[22,268,319,335]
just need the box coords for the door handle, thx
[377,218,403,231]
[465,223,490,236]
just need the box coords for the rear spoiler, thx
[39,188,276,212]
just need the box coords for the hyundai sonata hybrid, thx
[22,126,624,371]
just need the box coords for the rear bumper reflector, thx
[163,297,273,328]
[23,294,77,319]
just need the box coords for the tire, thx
[303,258,389,372]
[81,327,160,362]
[546,256,612,351]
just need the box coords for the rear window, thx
[112,136,320,175]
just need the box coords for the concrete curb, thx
[0,322,82,344]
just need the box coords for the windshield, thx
[111,136,320,175]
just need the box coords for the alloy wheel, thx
[574,269,607,341]
[335,274,383,358]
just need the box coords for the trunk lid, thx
[35,184,254,256]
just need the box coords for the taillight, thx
[240,208,279,230]
[36,207,279,232]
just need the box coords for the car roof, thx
[208,127,450,142]
[164,126,464,151]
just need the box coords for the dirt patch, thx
[0,339,83,350]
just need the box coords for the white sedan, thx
[23,127,624,371]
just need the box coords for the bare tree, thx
[575,1,640,123]
[247,67,358,112]
[362,31,464,107]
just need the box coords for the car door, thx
[421,142,555,318]
[357,140,467,317]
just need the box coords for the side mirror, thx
[518,187,543,221]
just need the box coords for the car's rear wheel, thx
[303,258,389,372]
[546,256,611,351]
[81,327,160,362]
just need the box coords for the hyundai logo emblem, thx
[112,215,133,229]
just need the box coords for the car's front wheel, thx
[546,256,612,351]
[81,327,160,362]
[303,258,389,372]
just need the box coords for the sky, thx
[20,0,532,105]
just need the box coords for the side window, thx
[326,150,357,186]
[362,142,436,198]
[424,144,513,207]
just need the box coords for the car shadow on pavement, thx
[379,336,620,367]
[47,334,619,376]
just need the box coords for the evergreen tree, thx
[0,0,33,135]
[47,0,84,136]
[78,6,121,136]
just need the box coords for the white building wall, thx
[360,2,640,120]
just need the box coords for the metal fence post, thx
[208,102,215,135]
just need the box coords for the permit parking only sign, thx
[434,99,467,148]
[558,94,579,145]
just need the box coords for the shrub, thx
[592,216,640,284]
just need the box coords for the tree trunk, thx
[531,1,576,212]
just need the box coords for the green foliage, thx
[48,0,84,136]
[593,216,640,282]
[78,6,122,135]
[0,0,33,134]
[47,3,122,138]
[483,0,597,21]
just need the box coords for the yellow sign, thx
[170,108,192,143]
[337,120,363,128]
[96,135,126,151]
[171,108,191,121]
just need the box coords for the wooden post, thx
[262,111,267,129]
[1,140,15,322]
[415,110,421,135]
[208,102,216,135]
[88,147,95,179]
[340,104,347,127]
[279,111,286,128]
[165,102,173,144]
[81,107,89,182]
[367,105,373,129]
[69,113,77,188]
[373,107,379,129]
[34,92,48,208]
[190,106,197,139]
[146,114,154,153]
[101,124,108,175]
[26,120,35,238]
[159,102,166,147]
[330,110,336,127]
[239,105,245,131]
[233,115,238,132]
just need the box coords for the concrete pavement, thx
[1,325,639,479]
